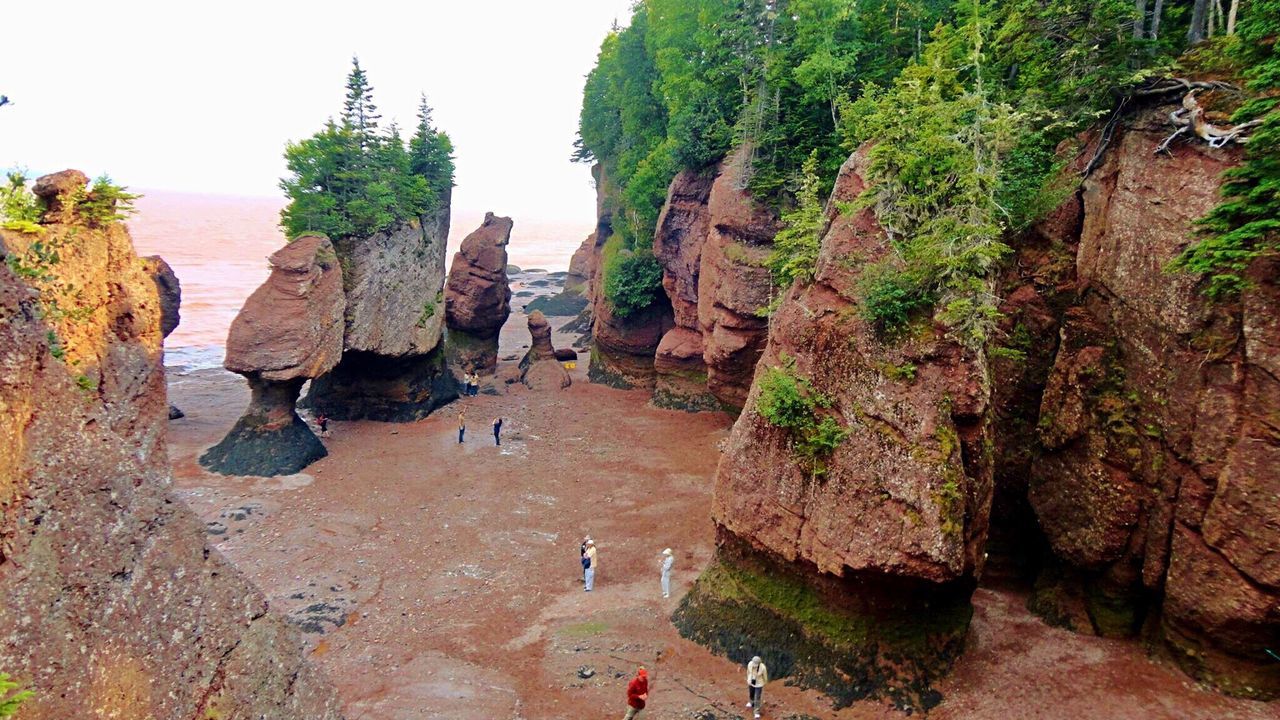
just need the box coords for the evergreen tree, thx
[342,56,381,142]
[410,94,456,194]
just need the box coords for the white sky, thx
[0,0,633,224]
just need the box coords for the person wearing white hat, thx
[659,548,674,598]
[584,539,598,591]
[746,656,768,718]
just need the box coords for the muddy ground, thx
[164,273,1275,720]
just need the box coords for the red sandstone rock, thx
[224,234,345,382]
[520,310,570,390]
[654,168,717,329]
[0,209,340,718]
[445,212,513,334]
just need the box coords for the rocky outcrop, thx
[697,148,779,411]
[0,172,340,718]
[519,310,571,390]
[565,234,593,294]
[675,147,990,712]
[445,212,513,378]
[306,192,456,421]
[201,235,345,476]
[143,254,184,419]
[994,108,1280,699]
[652,168,722,412]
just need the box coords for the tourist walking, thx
[660,548,674,598]
[584,539,598,591]
[493,416,503,446]
[623,666,649,719]
[316,413,329,438]
[746,656,768,718]
[457,410,466,444]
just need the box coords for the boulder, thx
[142,255,182,338]
[203,235,344,476]
[675,147,988,711]
[653,326,719,412]
[520,310,571,390]
[0,199,340,718]
[306,192,457,421]
[444,212,513,380]
[32,168,88,224]
[554,347,579,362]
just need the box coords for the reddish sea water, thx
[129,191,588,368]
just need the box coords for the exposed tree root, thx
[1154,85,1260,154]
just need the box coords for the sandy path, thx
[163,282,1276,720]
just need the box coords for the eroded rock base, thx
[305,348,456,422]
[673,535,972,713]
[200,378,326,476]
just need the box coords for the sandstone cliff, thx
[675,147,989,712]
[444,212,513,379]
[305,190,456,421]
[993,108,1280,699]
[0,173,340,718]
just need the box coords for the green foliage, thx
[850,6,1018,348]
[756,356,848,477]
[767,150,825,294]
[1174,1,1280,298]
[281,58,454,240]
[0,171,43,232]
[602,237,664,318]
[76,175,139,227]
[0,672,33,717]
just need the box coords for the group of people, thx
[623,656,769,720]
[577,538,672,597]
[460,370,481,397]
[455,409,503,446]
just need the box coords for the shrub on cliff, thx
[280,57,455,240]
[0,172,42,233]
[602,237,664,318]
[756,356,847,477]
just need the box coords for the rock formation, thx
[652,169,721,412]
[674,147,988,711]
[305,193,455,421]
[200,234,345,476]
[444,212,513,380]
[520,310,571,390]
[142,254,183,419]
[0,172,341,718]
[991,107,1280,699]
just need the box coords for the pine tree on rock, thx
[342,56,381,143]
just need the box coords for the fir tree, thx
[342,56,381,141]
[410,94,456,193]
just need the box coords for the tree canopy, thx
[280,57,455,240]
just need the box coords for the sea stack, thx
[520,310,571,390]
[445,212,513,383]
[304,192,455,421]
[200,234,345,476]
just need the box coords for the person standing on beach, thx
[316,413,329,438]
[659,548,674,598]
[493,416,503,446]
[580,536,591,585]
[746,656,768,718]
[623,666,649,719]
[584,539,598,591]
[457,410,466,444]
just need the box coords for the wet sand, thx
[163,283,1276,720]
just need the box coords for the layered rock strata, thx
[444,212,513,380]
[519,310,571,390]
[201,235,345,476]
[652,169,721,411]
[675,148,991,711]
[306,193,455,421]
[0,172,341,718]
[992,109,1280,699]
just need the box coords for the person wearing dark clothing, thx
[493,417,503,446]
[316,414,329,437]
[623,667,649,719]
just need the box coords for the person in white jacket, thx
[659,548,674,598]
[746,656,768,718]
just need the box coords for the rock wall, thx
[675,147,990,712]
[0,176,340,718]
[306,191,456,421]
[993,109,1280,699]
[444,212,513,378]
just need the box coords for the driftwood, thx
[1155,86,1261,154]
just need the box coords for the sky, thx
[0,0,634,225]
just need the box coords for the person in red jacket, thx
[623,666,649,719]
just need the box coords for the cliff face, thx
[998,109,1280,699]
[0,175,340,718]
[306,190,456,421]
[674,147,988,711]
